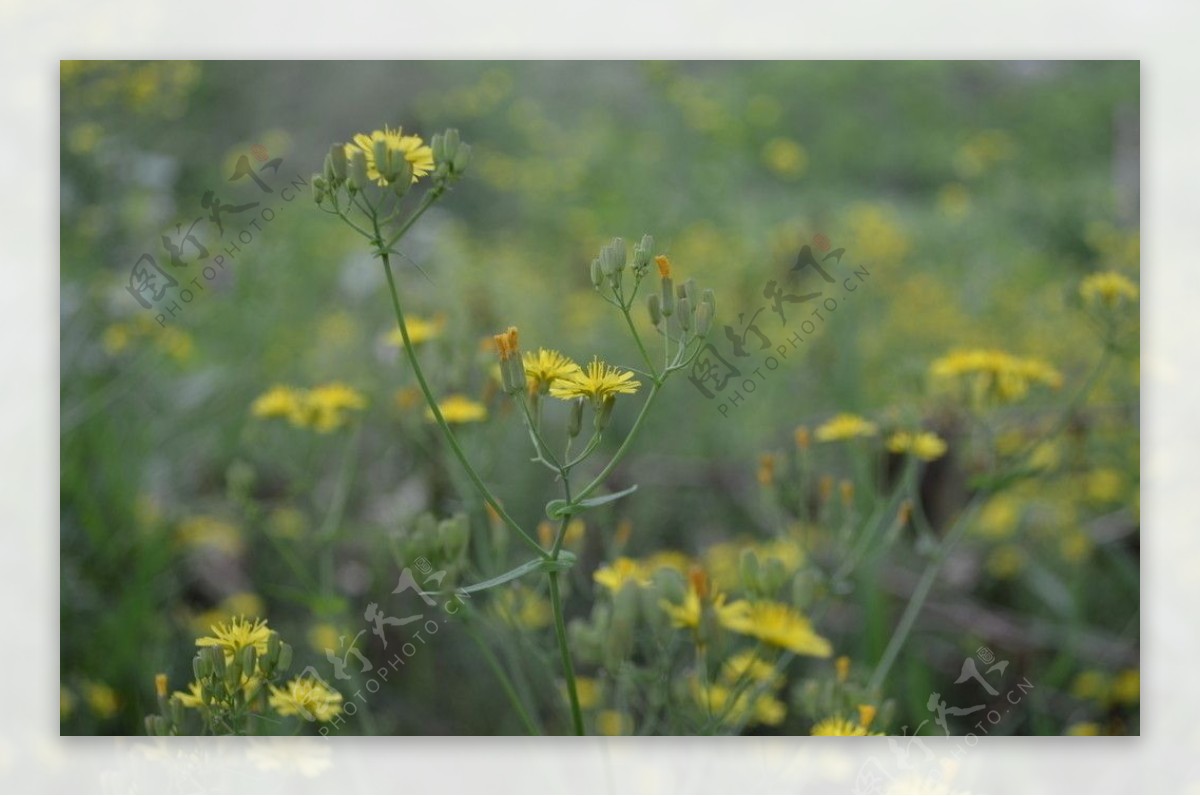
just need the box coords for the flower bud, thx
[676,296,692,331]
[633,234,654,273]
[661,278,675,317]
[694,302,712,336]
[647,293,662,327]
[155,673,168,699]
[347,149,369,190]
[241,645,257,678]
[372,139,392,180]
[311,177,325,205]
[599,246,616,277]
[567,397,585,438]
[207,646,226,680]
[430,133,446,164]
[277,642,293,673]
[444,128,461,158]
[594,394,616,431]
[701,288,716,317]
[393,155,413,187]
[609,238,626,272]
[328,144,348,182]
[169,696,185,726]
[680,278,697,304]
[452,143,471,173]
[795,425,811,451]
[225,657,243,691]
[193,653,211,681]
[590,258,603,289]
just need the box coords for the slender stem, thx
[620,304,659,379]
[461,615,541,735]
[548,570,585,735]
[375,219,544,558]
[574,379,664,503]
[384,186,444,251]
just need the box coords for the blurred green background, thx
[60,61,1139,735]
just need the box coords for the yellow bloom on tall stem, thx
[344,126,434,186]
[195,616,272,661]
[548,357,641,404]
[523,348,583,393]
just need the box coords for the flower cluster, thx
[930,347,1063,403]
[251,382,367,433]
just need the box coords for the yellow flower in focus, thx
[491,584,552,630]
[196,616,271,661]
[523,348,583,393]
[719,600,832,658]
[268,677,344,722]
[815,413,878,442]
[344,126,434,186]
[1080,270,1138,309]
[762,137,808,179]
[549,357,641,404]
[83,681,119,719]
[251,385,305,422]
[596,709,634,736]
[594,558,652,593]
[426,394,488,424]
[810,716,881,736]
[886,431,948,461]
[385,314,445,347]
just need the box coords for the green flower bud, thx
[371,139,392,180]
[277,642,293,674]
[444,128,461,158]
[590,258,603,289]
[225,657,243,692]
[634,234,654,273]
[347,149,369,190]
[207,646,226,680]
[680,278,697,304]
[599,246,616,277]
[661,277,675,317]
[169,696,185,726]
[677,296,692,332]
[193,652,211,681]
[595,394,616,431]
[695,301,713,336]
[241,645,257,678]
[311,176,325,205]
[328,144,347,182]
[430,133,446,164]
[654,568,685,604]
[452,143,471,173]
[264,631,282,673]
[647,292,662,326]
[701,288,716,317]
[567,397,585,438]
[610,238,626,272]
[763,558,787,592]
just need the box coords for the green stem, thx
[574,379,663,503]
[461,615,541,735]
[548,569,585,735]
[375,220,544,559]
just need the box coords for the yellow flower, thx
[691,678,786,727]
[426,394,488,424]
[570,677,602,711]
[491,584,552,630]
[83,681,119,719]
[660,586,748,631]
[810,716,881,736]
[1080,270,1138,309]
[815,413,878,442]
[985,545,1026,579]
[1086,468,1123,503]
[251,385,305,421]
[1071,670,1110,702]
[176,515,244,556]
[102,323,131,355]
[594,557,651,592]
[887,431,948,461]
[304,382,368,432]
[596,709,634,736]
[385,314,445,346]
[762,137,808,179]
[1067,721,1102,736]
[549,357,641,403]
[308,623,342,654]
[1111,669,1139,705]
[931,348,1062,403]
[721,651,783,688]
[173,680,207,709]
[196,616,272,661]
[344,126,434,186]
[60,686,76,720]
[523,348,583,393]
[268,677,344,722]
[719,601,832,658]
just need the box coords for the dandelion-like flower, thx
[930,348,1062,403]
[549,357,641,404]
[268,677,344,722]
[1080,270,1138,309]
[887,430,948,461]
[304,383,368,432]
[593,557,652,593]
[523,348,582,393]
[344,126,434,186]
[815,413,878,442]
[719,600,833,658]
[251,385,305,421]
[426,394,488,424]
[196,616,272,660]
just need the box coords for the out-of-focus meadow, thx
[60,61,1139,737]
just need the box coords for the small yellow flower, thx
[491,584,553,630]
[810,716,881,736]
[155,673,169,699]
[83,682,119,719]
[523,348,583,393]
[721,651,783,688]
[548,357,641,404]
[660,585,747,631]
[596,709,634,736]
[594,558,651,593]
[344,126,434,186]
[887,431,948,461]
[1080,270,1138,309]
[815,413,878,442]
[251,385,305,421]
[308,623,342,654]
[762,137,808,179]
[176,515,244,556]
[268,677,344,722]
[173,680,206,709]
[985,545,1026,579]
[719,600,833,658]
[691,678,786,727]
[931,348,1062,403]
[1111,669,1139,705]
[426,394,488,424]
[304,382,368,432]
[835,655,851,684]
[1067,721,1102,736]
[196,616,272,661]
[385,314,445,346]
[570,677,602,711]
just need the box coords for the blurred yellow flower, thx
[492,584,552,630]
[251,385,305,422]
[1071,670,1110,702]
[985,545,1026,579]
[305,382,368,432]
[196,616,271,661]
[344,126,434,185]
[721,651,783,688]
[1111,669,1139,705]
[815,413,878,442]
[660,586,745,631]
[692,678,785,727]
[720,601,832,657]
[1080,270,1138,309]
[810,716,880,736]
[937,182,971,218]
[385,314,445,346]
[268,677,344,722]
[60,686,76,720]
[83,681,119,719]
[426,394,488,424]
[976,496,1019,540]
[596,709,634,735]
[762,137,808,179]
[931,348,1062,403]
[176,515,244,556]
[594,558,652,592]
[1067,722,1102,736]
[523,348,583,393]
[1086,468,1124,503]
[886,431,948,461]
[173,680,206,709]
[549,357,641,403]
[308,623,342,654]
[571,677,601,710]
